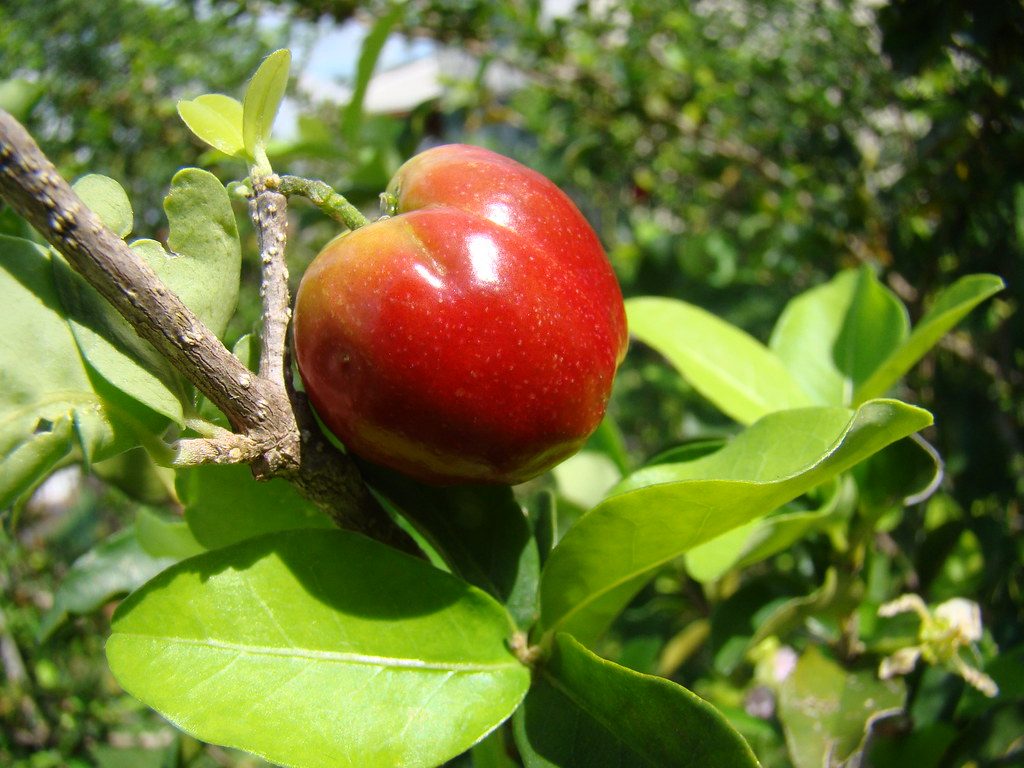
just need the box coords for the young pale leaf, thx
[627,296,813,425]
[342,6,403,142]
[776,646,904,768]
[538,400,932,645]
[513,633,760,768]
[833,266,909,392]
[73,174,134,238]
[769,269,859,405]
[242,49,291,160]
[177,463,333,550]
[853,274,1005,404]
[106,529,530,768]
[38,525,179,641]
[177,94,247,159]
[0,236,123,502]
[361,462,540,630]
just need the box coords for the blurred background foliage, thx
[1,0,1021,765]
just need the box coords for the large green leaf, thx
[106,530,530,768]
[537,400,932,645]
[853,273,1005,404]
[177,463,333,550]
[513,633,760,767]
[626,296,813,425]
[362,462,540,630]
[0,236,123,505]
[776,646,904,768]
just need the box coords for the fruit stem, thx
[273,175,369,230]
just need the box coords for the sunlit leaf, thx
[0,236,122,505]
[853,274,1005,404]
[107,530,530,768]
[538,400,932,645]
[242,49,291,160]
[514,633,759,767]
[770,269,859,405]
[177,94,247,159]
[627,296,813,425]
[834,266,910,391]
[73,174,134,238]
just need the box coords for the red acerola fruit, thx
[293,144,627,485]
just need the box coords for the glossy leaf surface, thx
[177,463,333,550]
[627,296,813,425]
[538,400,932,644]
[514,633,759,767]
[177,94,247,159]
[242,49,290,159]
[107,530,530,768]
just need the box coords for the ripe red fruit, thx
[293,144,627,485]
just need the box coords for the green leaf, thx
[513,633,760,767]
[833,266,909,391]
[137,167,242,339]
[73,174,134,238]
[177,463,333,550]
[627,296,813,425]
[38,526,177,641]
[685,477,853,583]
[0,77,44,121]
[0,236,122,503]
[176,94,247,159]
[769,269,859,405]
[342,6,403,142]
[537,400,932,645]
[362,462,540,630]
[242,49,291,161]
[776,646,904,768]
[853,274,1005,404]
[134,508,205,560]
[106,530,530,768]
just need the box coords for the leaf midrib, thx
[115,632,522,673]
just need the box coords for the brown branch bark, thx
[0,109,417,554]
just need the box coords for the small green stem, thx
[274,175,369,230]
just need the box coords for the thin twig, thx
[273,174,369,230]
[252,187,291,387]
